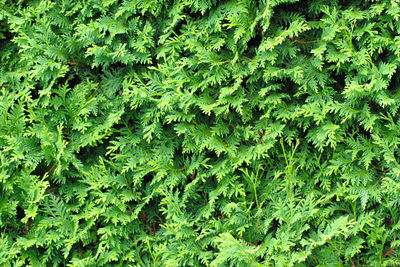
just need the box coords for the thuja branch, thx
[46,164,55,175]
[68,61,89,67]
[383,238,396,257]
[250,125,264,143]
[88,80,102,100]
[288,36,319,44]
[222,57,255,63]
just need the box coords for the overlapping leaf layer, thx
[1,0,400,266]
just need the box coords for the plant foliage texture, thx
[1,0,400,266]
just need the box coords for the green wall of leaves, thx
[1,0,400,266]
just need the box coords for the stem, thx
[293,39,319,44]
[280,138,291,200]
[288,36,319,44]
[254,182,260,210]
[68,61,89,67]
[222,57,255,63]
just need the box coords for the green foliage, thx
[1,0,400,265]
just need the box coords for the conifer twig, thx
[47,164,55,174]
[371,164,387,173]
[25,219,29,234]
[383,238,396,257]
[88,80,102,100]
[250,125,264,143]
[383,247,395,257]
[222,57,255,63]
[68,61,89,67]
[294,39,319,44]
[152,222,157,235]
[239,236,258,247]
[288,36,319,44]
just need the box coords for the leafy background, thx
[1,0,400,266]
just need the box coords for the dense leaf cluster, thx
[1,0,400,266]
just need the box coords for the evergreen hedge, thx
[1,0,400,266]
